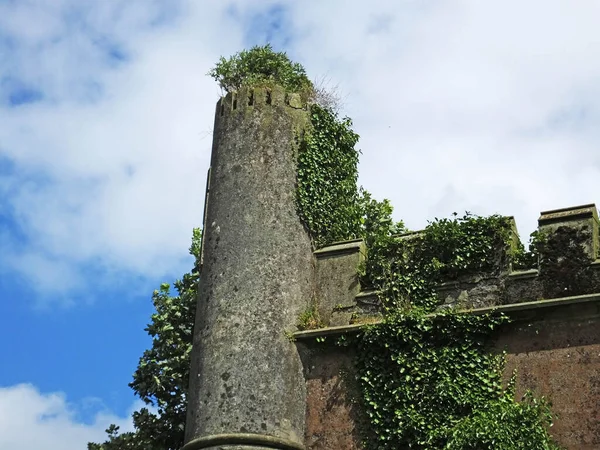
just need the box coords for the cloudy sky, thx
[2,0,600,448]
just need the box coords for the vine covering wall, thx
[292,69,562,450]
[89,47,598,450]
[212,46,563,449]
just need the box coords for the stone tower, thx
[183,86,314,450]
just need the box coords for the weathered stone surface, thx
[312,205,600,326]
[296,294,600,449]
[314,240,365,326]
[538,204,599,260]
[496,298,600,450]
[536,206,600,299]
[287,93,303,109]
[187,80,600,450]
[185,86,313,449]
[299,343,367,450]
[437,275,507,309]
[504,269,542,304]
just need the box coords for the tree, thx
[88,229,201,450]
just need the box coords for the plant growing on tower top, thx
[208,44,313,94]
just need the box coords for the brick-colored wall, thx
[302,346,364,449]
[301,297,600,449]
[497,307,600,449]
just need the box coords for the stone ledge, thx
[538,203,598,226]
[314,239,364,258]
[507,269,538,279]
[355,290,379,306]
[293,292,600,341]
[182,433,305,450]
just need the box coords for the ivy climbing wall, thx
[299,299,600,450]
[197,50,600,449]
[295,203,600,450]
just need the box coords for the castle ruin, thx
[182,86,600,450]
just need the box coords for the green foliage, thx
[87,425,140,450]
[208,44,312,94]
[447,391,560,450]
[296,104,363,248]
[358,190,402,246]
[422,213,512,277]
[295,105,404,250]
[512,224,598,294]
[357,311,509,449]
[88,228,202,450]
[292,103,560,448]
[289,79,559,448]
[297,303,324,331]
[356,310,560,449]
[94,47,562,450]
[350,210,561,449]
[362,212,514,311]
[538,226,593,298]
[513,229,547,270]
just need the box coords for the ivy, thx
[352,209,561,449]
[361,212,514,311]
[356,310,559,449]
[513,229,547,270]
[447,391,560,450]
[513,225,595,297]
[288,68,560,448]
[89,47,563,450]
[296,104,363,248]
[538,226,594,298]
[357,311,503,448]
[208,46,561,450]
[291,97,560,449]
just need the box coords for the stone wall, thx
[295,203,600,449]
[297,294,600,449]
[311,204,600,327]
[497,298,600,449]
[300,345,364,450]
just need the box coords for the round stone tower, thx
[183,85,314,450]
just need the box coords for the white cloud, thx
[0,1,246,302]
[0,384,135,450]
[287,0,600,236]
[3,0,600,303]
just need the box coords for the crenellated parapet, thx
[299,204,600,450]
[185,70,600,448]
[215,85,307,119]
[313,203,600,327]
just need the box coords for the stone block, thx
[538,204,599,260]
[314,239,365,326]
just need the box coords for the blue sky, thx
[2,1,600,448]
